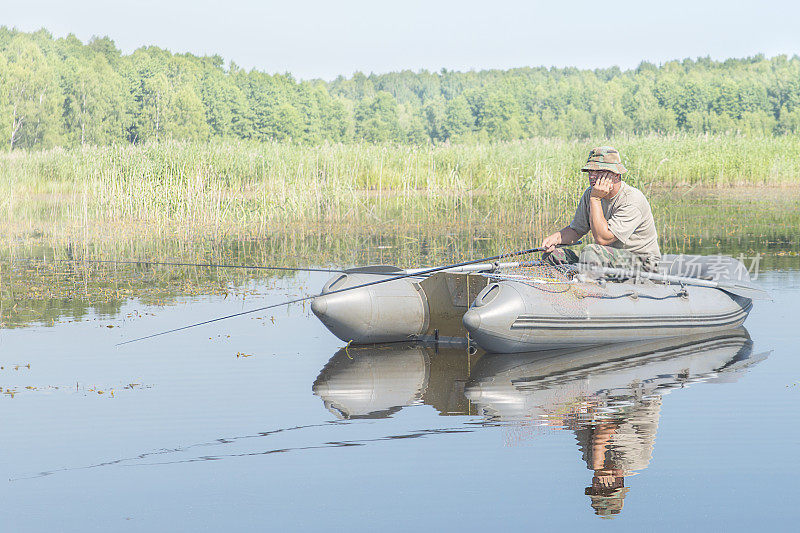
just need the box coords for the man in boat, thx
[541,146,661,273]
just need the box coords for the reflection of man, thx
[541,146,661,273]
[572,396,662,518]
[580,422,630,517]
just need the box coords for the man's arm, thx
[589,196,617,245]
[541,226,581,252]
[542,187,591,252]
[589,176,618,246]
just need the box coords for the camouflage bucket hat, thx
[586,487,630,518]
[581,146,627,174]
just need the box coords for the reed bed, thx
[0,134,798,267]
[2,135,800,244]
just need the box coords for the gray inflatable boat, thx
[311,254,760,353]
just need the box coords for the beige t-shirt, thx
[569,182,661,262]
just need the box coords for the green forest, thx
[3,27,800,150]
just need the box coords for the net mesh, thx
[492,261,576,291]
[487,261,610,317]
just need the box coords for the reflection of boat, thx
[464,328,762,420]
[312,342,480,419]
[312,329,768,518]
[311,255,757,353]
[464,328,767,519]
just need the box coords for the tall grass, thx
[1,134,799,249]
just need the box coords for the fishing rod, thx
[116,242,580,346]
[31,258,522,276]
[34,258,349,274]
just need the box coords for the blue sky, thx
[3,0,799,79]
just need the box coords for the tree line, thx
[2,27,800,150]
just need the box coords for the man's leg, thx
[640,256,660,273]
[579,244,640,275]
[542,247,580,266]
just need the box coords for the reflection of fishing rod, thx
[116,243,580,346]
[12,422,473,481]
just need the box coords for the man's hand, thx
[591,174,614,199]
[541,232,562,253]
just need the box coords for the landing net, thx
[485,261,610,317]
[489,261,577,292]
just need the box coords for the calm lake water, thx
[1,252,798,531]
